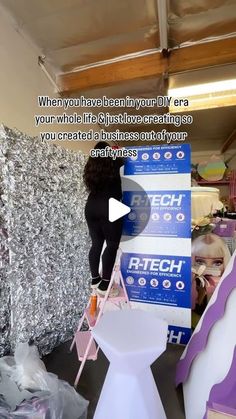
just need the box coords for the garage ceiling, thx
[1,0,236,152]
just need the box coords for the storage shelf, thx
[197,180,230,185]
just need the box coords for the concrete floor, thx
[43,340,185,419]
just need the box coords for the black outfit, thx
[85,160,123,282]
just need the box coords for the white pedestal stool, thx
[92,309,168,419]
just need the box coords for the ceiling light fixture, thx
[168,78,236,112]
[169,79,236,97]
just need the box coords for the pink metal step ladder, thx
[70,258,131,387]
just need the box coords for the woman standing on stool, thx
[83,141,124,297]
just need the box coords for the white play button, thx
[109,198,131,222]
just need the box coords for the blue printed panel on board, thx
[121,252,191,309]
[168,326,192,345]
[124,144,191,175]
[122,190,191,238]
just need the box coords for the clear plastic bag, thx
[0,391,62,419]
[0,343,48,391]
[0,343,88,419]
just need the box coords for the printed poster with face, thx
[191,233,231,317]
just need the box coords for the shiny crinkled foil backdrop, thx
[0,130,10,356]
[0,125,91,355]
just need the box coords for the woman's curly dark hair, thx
[83,141,119,193]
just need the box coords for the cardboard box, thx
[207,403,236,419]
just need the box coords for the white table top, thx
[92,309,168,354]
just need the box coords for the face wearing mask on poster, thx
[191,233,231,312]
